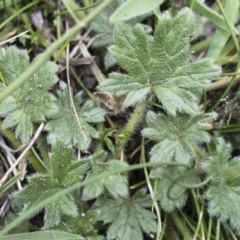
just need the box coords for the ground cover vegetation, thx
[0,0,240,239]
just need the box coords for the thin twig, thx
[0,30,29,46]
[0,122,45,187]
[141,137,162,238]
[65,22,87,142]
[0,140,25,153]
[205,75,240,92]
[0,141,22,190]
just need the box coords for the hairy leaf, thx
[98,8,221,115]
[202,138,240,234]
[55,205,103,240]
[15,142,90,228]
[82,151,128,200]
[45,85,105,151]
[0,46,58,143]
[142,111,216,164]
[95,188,156,240]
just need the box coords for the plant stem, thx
[207,217,212,240]
[141,137,161,239]
[216,220,221,240]
[115,100,147,156]
[193,200,204,240]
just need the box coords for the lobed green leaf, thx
[45,86,105,151]
[55,206,103,239]
[0,46,58,144]
[15,142,90,228]
[82,151,128,200]
[95,188,156,240]
[202,138,240,235]
[98,8,221,114]
[142,111,216,164]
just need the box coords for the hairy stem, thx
[115,100,147,157]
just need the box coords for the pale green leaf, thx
[15,113,33,144]
[110,0,163,22]
[95,189,157,240]
[90,0,123,48]
[98,8,221,114]
[45,87,105,151]
[2,109,22,129]
[0,101,18,115]
[202,138,240,234]
[15,142,90,228]
[82,151,128,200]
[142,111,216,164]
[0,46,58,144]
[0,46,28,84]
[50,143,90,185]
[123,87,150,106]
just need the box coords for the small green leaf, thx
[110,0,164,22]
[82,151,128,200]
[104,136,115,152]
[45,85,105,151]
[55,205,103,239]
[0,46,58,144]
[98,8,221,114]
[142,111,215,164]
[95,188,157,240]
[15,142,90,228]
[0,46,29,84]
[202,138,240,234]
